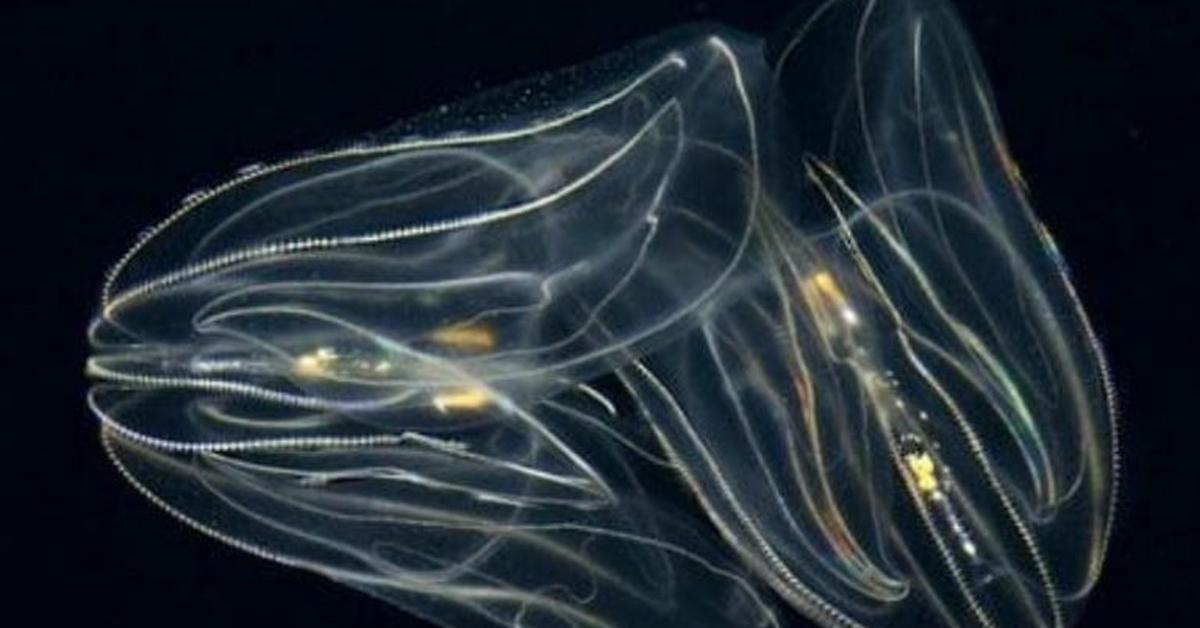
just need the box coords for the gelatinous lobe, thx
[86,1,1116,627]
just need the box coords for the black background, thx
[5,0,1196,626]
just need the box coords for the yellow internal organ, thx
[432,388,493,413]
[292,347,393,380]
[800,271,860,335]
[904,452,941,494]
[429,324,496,352]
[293,347,338,378]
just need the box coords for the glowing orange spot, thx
[811,272,844,303]
[429,324,496,352]
[801,271,859,333]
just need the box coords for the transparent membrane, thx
[86,1,1117,627]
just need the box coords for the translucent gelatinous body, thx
[86,1,1117,627]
